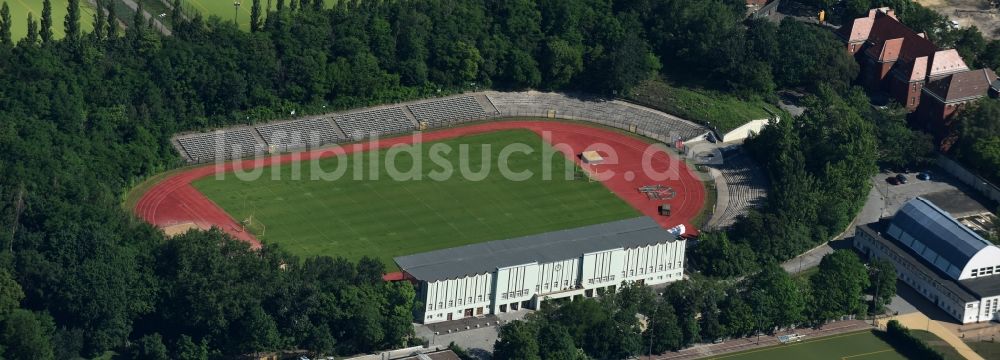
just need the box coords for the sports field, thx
[181,0,339,31]
[192,130,639,264]
[4,0,96,41]
[707,331,906,360]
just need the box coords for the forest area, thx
[0,0,994,359]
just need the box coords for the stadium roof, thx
[891,197,991,274]
[395,217,675,282]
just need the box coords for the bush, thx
[881,320,945,360]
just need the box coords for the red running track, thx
[133,121,707,249]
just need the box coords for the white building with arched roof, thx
[854,197,1000,323]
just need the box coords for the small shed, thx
[658,204,671,216]
[581,150,604,164]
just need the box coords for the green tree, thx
[40,0,52,43]
[494,320,540,360]
[644,301,682,354]
[872,104,934,169]
[23,13,38,46]
[748,264,806,331]
[0,268,23,320]
[869,259,897,312]
[1,310,55,360]
[171,0,183,27]
[537,323,579,360]
[810,250,870,322]
[0,2,11,46]
[954,100,1000,183]
[541,37,583,88]
[250,0,262,32]
[130,333,169,360]
[64,0,80,43]
[174,335,209,360]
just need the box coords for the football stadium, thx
[131,91,740,322]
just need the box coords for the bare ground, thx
[916,0,1000,39]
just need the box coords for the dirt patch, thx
[915,0,1000,39]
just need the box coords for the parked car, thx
[917,172,931,181]
[896,173,908,184]
[886,176,899,185]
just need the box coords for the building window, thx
[448,301,453,307]
[477,295,483,301]
[438,302,443,308]
[972,269,979,277]
[468,297,473,303]
[564,280,569,287]
[588,279,594,284]
[428,304,434,310]
[536,285,540,292]
[457,299,462,305]
[501,293,507,300]
[658,264,664,271]
[911,97,915,106]
[544,283,549,289]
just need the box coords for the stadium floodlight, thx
[233,1,242,25]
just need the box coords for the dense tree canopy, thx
[952,100,1000,184]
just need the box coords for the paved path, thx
[878,312,985,360]
[116,0,173,35]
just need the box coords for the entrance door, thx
[447,313,453,321]
[464,308,473,317]
[476,307,484,315]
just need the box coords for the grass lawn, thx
[968,340,1000,360]
[627,79,778,134]
[179,0,340,31]
[192,130,639,265]
[4,0,96,41]
[707,331,906,360]
[909,330,964,360]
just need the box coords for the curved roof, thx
[891,197,991,277]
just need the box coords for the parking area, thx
[876,170,992,219]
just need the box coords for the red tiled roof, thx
[910,56,928,81]
[864,13,938,63]
[927,50,969,78]
[839,16,875,43]
[924,68,999,103]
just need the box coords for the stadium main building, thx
[395,217,686,324]
[854,197,1000,324]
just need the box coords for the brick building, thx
[838,8,999,147]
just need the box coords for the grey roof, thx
[394,217,675,282]
[961,276,1000,299]
[891,197,990,272]
[859,224,979,302]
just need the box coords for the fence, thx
[936,154,1000,205]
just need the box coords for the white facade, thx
[417,240,685,323]
[855,226,1000,323]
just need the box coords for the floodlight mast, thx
[234,1,242,25]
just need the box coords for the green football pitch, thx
[4,0,96,41]
[707,331,907,360]
[181,0,340,31]
[192,130,640,265]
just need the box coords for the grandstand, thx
[485,91,707,142]
[407,95,489,127]
[706,148,769,228]
[171,91,709,163]
[333,106,413,140]
[255,117,342,151]
[176,127,266,162]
